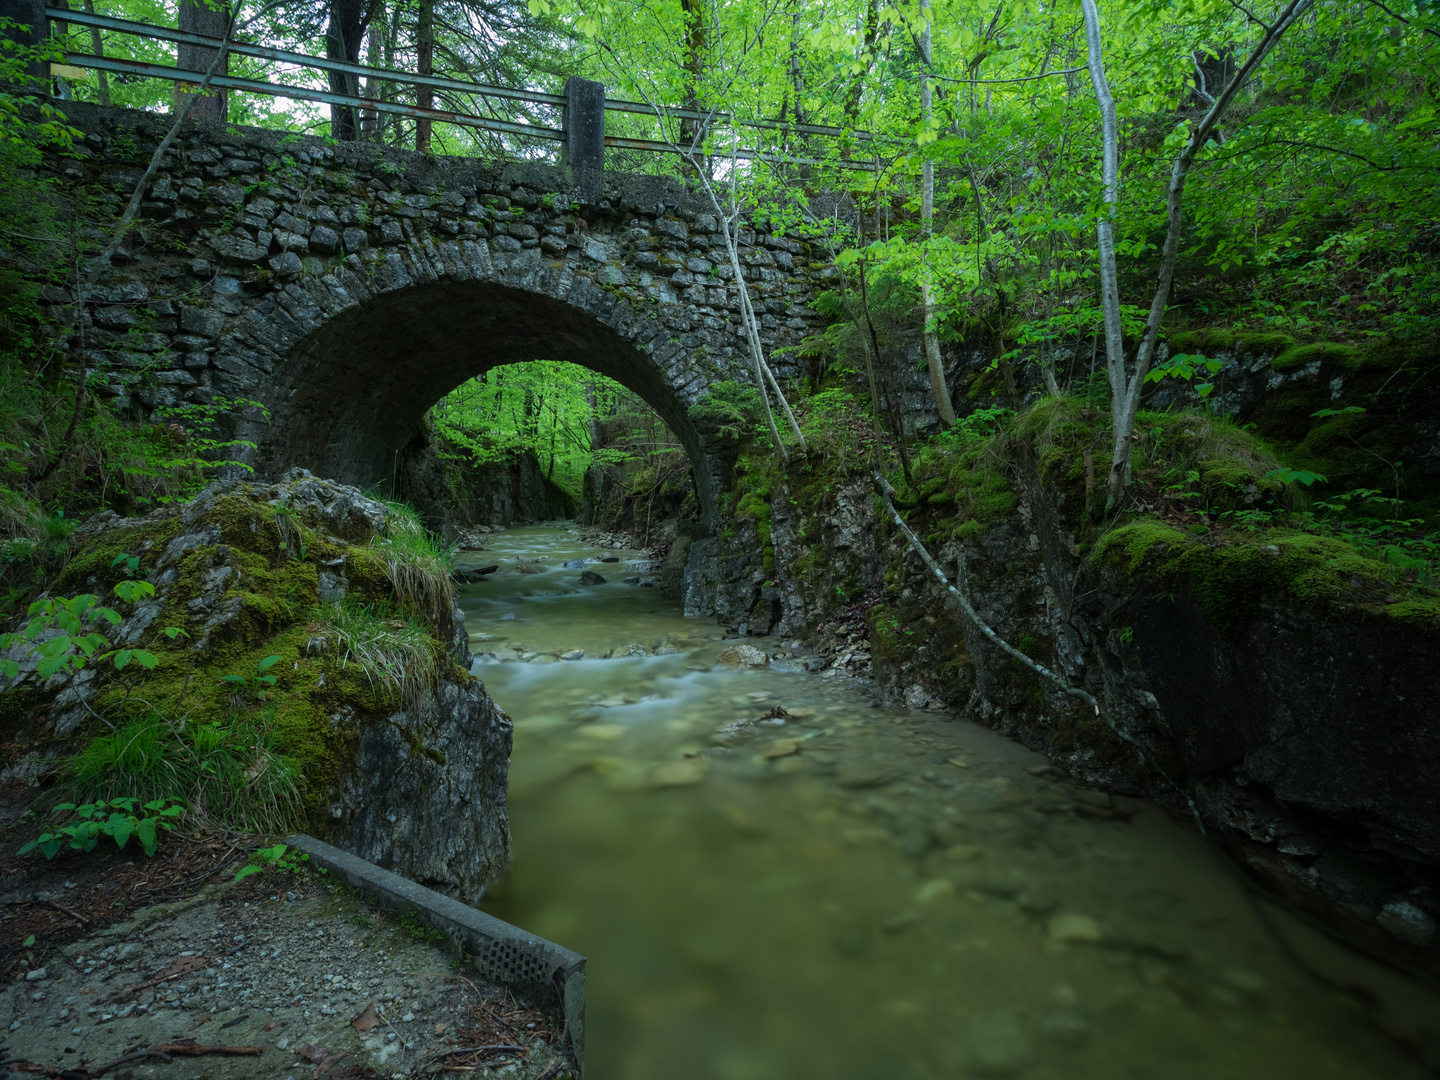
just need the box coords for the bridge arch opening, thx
[250,279,719,525]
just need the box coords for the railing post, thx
[0,0,52,89]
[562,75,604,202]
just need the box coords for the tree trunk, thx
[326,0,365,141]
[415,0,433,150]
[918,0,955,427]
[1083,0,1313,504]
[677,0,706,150]
[83,0,109,106]
[1079,0,1125,451]
[841,0,878,152]
[175,0,229,122]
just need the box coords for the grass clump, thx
[317,597,442,705]
[65,712,302,834]
[372,498,455,621]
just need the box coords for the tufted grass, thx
[316,597,442,706]
[371,498,455,621]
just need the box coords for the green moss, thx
[1094,519,1405,636]
[1270,342,1362,373]
[48,480,461,833]
[1093,521,1191,573]
[1235,330,1298,355]
[1382,598,1440,630]
[1167,328,1236,355]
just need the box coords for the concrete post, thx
[0,0,51,89]
[562,75,605,203]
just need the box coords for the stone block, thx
[180,306,226,338]
[309,225,340,254]
[342,228,368,254]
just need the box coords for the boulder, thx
[716,643,768,668]
[0,469,511,903]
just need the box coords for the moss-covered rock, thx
[1,469,512,902]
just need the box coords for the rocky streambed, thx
[457,523,1439,1080]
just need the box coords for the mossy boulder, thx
[1,470,512,903]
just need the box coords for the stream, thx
[459,523,1426,1080]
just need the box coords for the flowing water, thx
[459,523,1427,1080]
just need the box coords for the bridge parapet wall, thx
[34,103,837,518]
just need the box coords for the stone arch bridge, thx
[46,103,840,525]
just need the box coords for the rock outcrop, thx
[0,470,511,903]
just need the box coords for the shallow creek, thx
[459,524,1424,1080]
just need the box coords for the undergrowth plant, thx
[20,797,185,859]
[235,842,309,881]
[66,712,302,834]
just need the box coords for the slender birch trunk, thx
[918,0,956,427]
[1082,0,1311,504]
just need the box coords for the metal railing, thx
[42,5,879,173]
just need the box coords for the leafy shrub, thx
[688,379,766,441]
[20,797,185,859]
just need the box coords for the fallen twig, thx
[149,1044,264,1057]
[90,1049,175,1074]
[429,1046,525,1059]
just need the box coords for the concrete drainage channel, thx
[285,834,587,1075]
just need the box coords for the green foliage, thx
[234,842,309,882]
[19,797,184,859]
[430,361,620,501]
[688,379,766,441]
[220,654,283,701]
[67,712,302,834]
[0,579,183,679]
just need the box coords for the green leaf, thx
[1267,467,1326,487]
[113,649,134,671]
[234,864,263,882]
[130,650,159,669]
[135,817,159,857]
[1,659,17,679]
[108,813,133,850]
[22,934,34,947]
[221,674,247,683]
[257,655,282,672]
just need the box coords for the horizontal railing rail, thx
[42,5,882,172]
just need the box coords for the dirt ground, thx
[0,817,573,1080]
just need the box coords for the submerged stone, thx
[716,644,768,667]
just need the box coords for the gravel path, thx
[0,870,571,1079]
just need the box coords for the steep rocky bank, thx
[394,420,576,538]
[0,471,512,903]
[681,399,1440,976]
